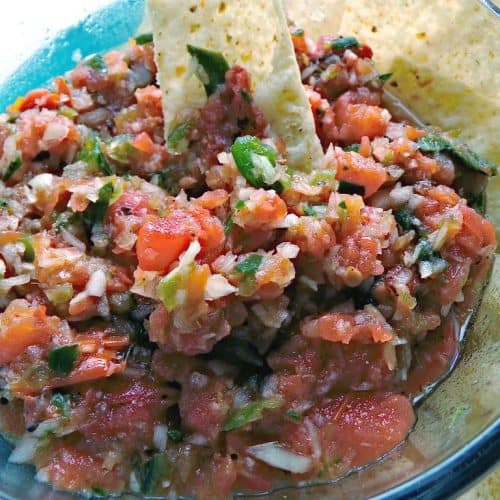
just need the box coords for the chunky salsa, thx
[0,29,496,498]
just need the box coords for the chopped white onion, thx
[153,424,169,452]
[28,173,54,192]
[204,274,237,300]
[276,242,300,259]
[86,269,107,297]
[275,213,299,229]
[42,121,68,144]
[246,442,313,474]
[35,467,49,483]
[61,228,86,252]
[0,274,31,291]
[8,434,39,464]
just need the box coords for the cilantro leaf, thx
[344,143,360,153]
[48,345,79,375]
[338,179,365,196]
[77,133,113,175]
[84,54,107,72]
[235,254,263,277]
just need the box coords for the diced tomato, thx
[195,189,229,210]
[179,376,232,440]
[334,88,388,143]
[355,44,373,59]
[131,131,155,153]
[78,378,170,443]
[335,149,387,198]
[404,313,458,396]
[291,30,307,53]
[301,308,393,344]
[136,214,195,273]
[136,208,225,273]
[455,205,496,258]
[19,89,60,111]
[283,392,414,470]
[0,301,59,364]
[108,190,151,222]
[38,445,124,492]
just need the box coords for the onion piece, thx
[0,274,31,291]
[204,274,237,300]
[246,442,313,474]
[8,434,39,464]
[60,228,86,252]
[86,269,107,297]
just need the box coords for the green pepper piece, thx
[187,45,230,96]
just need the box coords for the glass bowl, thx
[0,1,498,498]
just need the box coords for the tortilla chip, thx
[285,0,500,238]
[148,0,324,171]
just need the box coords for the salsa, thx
[0,29,496,499]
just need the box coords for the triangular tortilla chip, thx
[148,0,324,171]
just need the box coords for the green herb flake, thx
[58,105,78,120]
[105,134,137,164]
[187,45,230,96]
[329,36,359,51]
[417,130,497,176]
[90,487,107,498]
[223,216,233,235]
[231,135,280,190]
[0,198,9,208]
[378,72,393,82]
[338,179,365,196]
[303,204,317,216]
[415,239,435,262]
[293,28,305,37]
[466,191,486,216]
[47,344,79,375]
[82,182,114,232]
[20,236,35,262]
[235,199,246,210]
[344,143,360,153]
[167,429,184,443]
[167,122,190,151]
[338,200,347,210]
[286,409,301,422]
[77,133,113,175]
[450,404,470,427]
[240,89,251,103]
[235,254,263,277]
[3,154,22,181]
[50,393,71,418]
[224,399,282,431]
[84,54,107,72]
[394,208,427,236]
[52,211,78,233]
[134,32,153,45]
[137,452,170,495]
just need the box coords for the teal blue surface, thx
[0,0,145,111]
